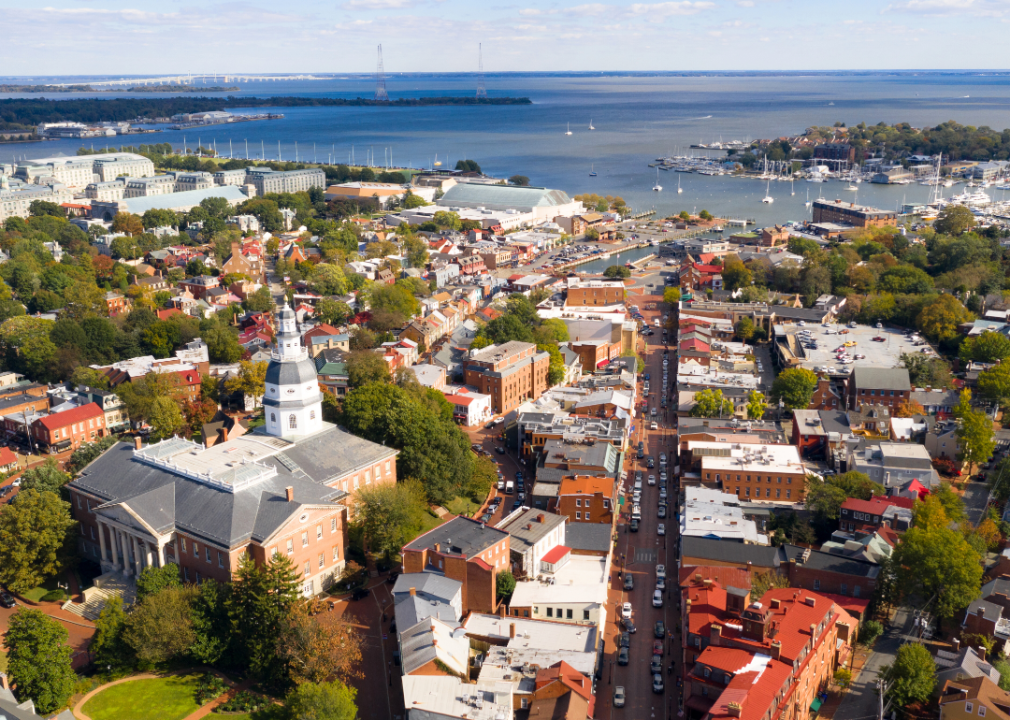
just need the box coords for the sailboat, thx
[791,179,795,196]
[761,180,774,204]
[653,168,662,192]
[677,176,683,194]
[565,123,572,136]
[589,119,595,130]
[804,188,812,208]
[589,164,597,177]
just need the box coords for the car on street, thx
[618,647,630,665]
[650,422,658,430]
[629,518,639,532]
[656,564,666,578]
[648,475,656,486]
[624,574,634,590]
[653,640,664,656]
[614,686,626,707]
[647,457,655,468]
[471,443,482,453]
[485,421,496,429]
[657,505,666,518]
[620,631,631,648]
[653,674,665,694]
[657,523,665,536]
[656,576,666,591]
[496,446,505,454]
[621,602,632,619]
[654,621,666,638]
[659,452,667,463]
[659,488,667,500]
[0,590,15,608]
[621,617,637,633]
[651,655,663,674]
[652,590,663,608]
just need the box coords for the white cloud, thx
[737,0,755,6]
[885,0,1010,14]
[341,0,418,8]
[518,8,542,14]
[626,1,715,16]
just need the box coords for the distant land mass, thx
[127,85,240,93]
[0,96,533,126]
[0,84,96,93]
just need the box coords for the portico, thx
[94,514,173,578]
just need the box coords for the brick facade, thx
[464,342,550,415]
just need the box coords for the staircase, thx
[63,572,136,621]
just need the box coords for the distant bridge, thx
[49,74,329,88]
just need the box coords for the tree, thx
[0,489,75,593]
[278,600,365,686]
[746,390,767,420]
[346,350,391,388]
[891,524,982,619]
[750,570,789,599]
[123,585,198,665]
[135,563,181,602]
[225,360,268,406]
[243,286,275,314]
[286,680,358,720]
[978,364,1010,409]
[771,368,818,410]
[961,330,1010,363]
[509,175,530,186]
[663,287,681,305]
[497,570,517,602]
[603,265,631,279]
[881,644,936,707]
[735,316,755,341]
[316,298,353,326]
[354,479,428,556]
[957,403,995,475]
[917,294,973,344]
[90,596,132,671]
[18,459,69,495]
[805,476,849,522]
[994,659,1010,691]
[4,609,76,714]
[148,395,185,438]
[189,579,232,666]
[902,353,954,389]
[70,365,110,390]
[721,255,752,290]
[368,283,420,319]
[934,204,977,235]
[404,193,428,209]
[28,200,65,218]
[833,668,853,689]
[455,159,481,174]
[895,398,926,418]
[229,553,300,681]
[111,212,144,236]
[690,388,734,418]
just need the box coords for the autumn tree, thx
[916,294,973,344]
[891,521,982,619]
[735,316,755,341]
[978,364,1010,410]
[771,367,818,410]
[278,599,365,685]
[225,361,268,407]
[895,398,926,418]
[881,644,936,707]
[746,390,767,420]
[956,398,995,475]
[934,205,977,236]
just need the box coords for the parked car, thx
[652,590,663,608]
[624,574,634,591]
[618,647,630,666]
[654,621,666,638]
[620,631,631,648]
[653,674,665,694]
[651,655,663,674]
[622,617,637,634]
[658,505,667,518]
[630,518,640,532]
[0,590,15,609]
[621,602,632,619]
[657,523,665,536]
[614,686,626,708]
[656,576,666,591]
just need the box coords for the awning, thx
[810,699,823,713]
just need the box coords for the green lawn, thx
[20,576,66,603]
[446,496,480,518]
[82,674,203,720]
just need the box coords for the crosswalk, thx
[633,547,657,564]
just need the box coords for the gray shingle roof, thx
[982,577,1010,599]
[782,545,880,578]
[680,537,783,568]
[497,508,567,554]
[70,427,388,548]
[403,515,508,558]
[393,573,462,604]
[564,523,612,553]
[851,367,911,392]
[965,599,1004,625]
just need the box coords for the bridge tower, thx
[374,44,389,102]
[476,43,487,99]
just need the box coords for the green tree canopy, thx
[771,368,819,410]
[0,488,75,593]
[881,643,936,707]
[123,585,198,665]
[286,680,359,720]
[135,562,182,603]
[891,523,982,619]
[960,330,1010,364]
[690,388,735,418]
[934,205,977,235]
[4,609,76,714]
[18,458,69,495]
[354,478,429,556]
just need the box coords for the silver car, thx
[614,686,626,707]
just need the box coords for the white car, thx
[656,564,666,578]
[652,590,663,608]
[614,686,626,708]
[650,422,658,430]
[648,475,656,486]
[657,523,666,536]
[622,602,632,619]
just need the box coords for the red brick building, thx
[401,516,509,614]
[32,403,108,453]
[808,377,843,411]
[464,341,551,415]
[845,367,910,411]
[556,475,616,525]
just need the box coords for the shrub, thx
[40,589,67,603]
[860,620,883,647]
[196,673,228,705]
[216,690,267,713]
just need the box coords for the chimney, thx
[978,606,986,620]
[409,587,416,597]
[500,604,506,619]
[134,436,143,450]
[952,638,961,652]
[979,646,987,662]
[727,702,743,718]
[510,623,516,639]
[221,425,229,443]
[434,543,441,553]
[538,514,545,523]
[432,639,437,648]
[695,573,703,582]
[703,579,713,588]
[285,486,294,502]
[810,623,817,636]
[770,598,781,610]
[770,640,782,660]
[711,625,723,642]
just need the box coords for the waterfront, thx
[5,72,1010,224]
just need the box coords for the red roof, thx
[679,566,752,590]
[681,339,711,352]
[0,447,17,467]
[157,308,184,321]
[36,402,104,431]
[541,545,571,564]
[840,496,910,516]
[694,264,723,274]
[816,592,871,618]
[697,253,718,264]
[444,393,475,407]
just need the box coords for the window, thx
[333,546,339,562]
[853,585,861,598]
[304,561,310,577]
[813,579,820,590]
[576,512,581,520]
[289,414,297,429]
[77,495,82,508]
[218,551,224,568]
[302,531,308,547]
[193,541,199,556]
[556,608,562,618]
[745,488,750,497]
[317,524,323,540]
[181,538,187,552]
[331,518,337,533]
[271,413,276,423]
[575,499,582,507]
[521,699,529,709]
[603,499,610,509]
[841,583,848,595]
[318,553,325,568]
[206,547,211,563]
[787,490,791,499]
[704,668,711,678]
[184,567,190,581]
[980,706,987,717]
[585,512,591,521]
[566,609,573,619]
[286,539,294,554]
[547,608,553,617]
[967,704,974,714]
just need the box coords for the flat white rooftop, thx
[509,555,610,607]
[402,676,512,720]
[463,613,598,652]
[691,441,805,474]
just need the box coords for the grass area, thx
[0,649,7,673]
[446,496,480,518]
[416,508,447,537]
[20,576,66,603]
[82,674,203,720]
[215,708,287,720]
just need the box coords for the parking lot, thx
[778,322,932,374]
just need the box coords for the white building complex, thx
[15,152,155,189]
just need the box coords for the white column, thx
[157,541,167,568]
[145,543,154,569]
[97,520,108,563]
[130,535,142,577]
[118,530,131,576]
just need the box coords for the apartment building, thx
[556,475,616,525]
[812,199,897,229]
[247,168,326,195]
[694,442,807,503]
[0,183,74,222]
[124,175,177,198]
[565,280,625,307]
[94,155,157,182]
[464,341,551,415]
[85,179,126,202]
[174,172,215,193]
[845,367,911,410]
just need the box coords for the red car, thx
[653,640,664,656]
[872,336,886,342]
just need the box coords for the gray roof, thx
[403,515,508,559]
[965,599,1004,625]
[564,522,612,553]
[395,596,459,633]
[851,366,911,392]
[497,508,567,554]
[393,573,462,630]
[121,185,248,215]
[439,183,574,211]
[680,536,783,568]
[910,389,959,407]
[935,646,1001,685]
[818,410,852,436]
[782,545,880,578]
[264,356,319,387]
[68,427,395,548]
[982,577,1010,599]
[393,572,462,604]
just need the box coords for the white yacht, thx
[653,168,662,192]
[761,180,774,204]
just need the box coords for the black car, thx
[485,421,496,430]
[496,446,505,454]
[647,457,655,469]
[621,617,637,634]
[620,631,631,648]
[0,590,15,609]
[630,518,640,532]
[515,471,524,481]
[351,588,370,601]
[655,621,666,638]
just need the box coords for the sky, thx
[2,0,1010,76]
